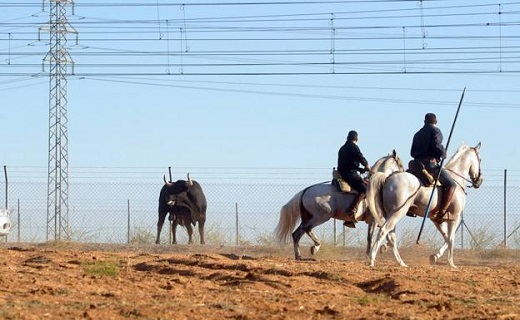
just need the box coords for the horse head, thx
[372,150,405,176]
[470,142,483,188]
[445,142,483,189]
[391,149,405,173]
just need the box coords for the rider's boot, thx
[343,193,365,228]
[432,186,456,221]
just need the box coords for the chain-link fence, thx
[2,169,520,250]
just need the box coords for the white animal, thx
[367,143,483,268]
[0,209,12,237]
[275,151,405,260]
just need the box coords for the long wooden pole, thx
[416,87,466,244]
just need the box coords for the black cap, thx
[424,113,437,124]
[347,130,358,141]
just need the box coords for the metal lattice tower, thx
[41,0,77,241]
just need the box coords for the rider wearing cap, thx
[411,113,457,221]
[337,130,371,222]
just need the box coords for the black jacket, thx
[337,140,369,177]
[410,123,446,161]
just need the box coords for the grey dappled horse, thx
[275,151,404,260]
[367,143,483,268]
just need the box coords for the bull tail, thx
[367,172,387,227]
[274,190,303,244]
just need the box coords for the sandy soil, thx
[0,243,518,320]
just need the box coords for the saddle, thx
[407,160,436,187]
[331,168,358,193]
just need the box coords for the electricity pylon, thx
[41,0,77,241]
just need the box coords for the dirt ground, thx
[0,243,518,320]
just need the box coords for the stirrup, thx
[343,221,356,228]
[431,211,448,222]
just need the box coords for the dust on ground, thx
[0,243,518,320]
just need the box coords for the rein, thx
[444,147,482,191]
[444,168,470,193]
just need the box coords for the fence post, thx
[342,225,346,246]
[17,198,20,242]
[503,169,507,248]
[333,219,337,246]
[3,166,7,209]
[460,212,464,249]
[127,199,130,244]
[3,166,8,243]
[235,202,239,246]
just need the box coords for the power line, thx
[76,76,520,109]
[2,73,520,107]
[3,2,520,79]
[0,1,479,9]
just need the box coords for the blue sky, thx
[1,0,520,185]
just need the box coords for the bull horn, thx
[187,173,193,186]
[163,175,172,186]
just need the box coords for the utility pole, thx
[40,0,77,241]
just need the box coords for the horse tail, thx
[367,172,387,227]
[275,190,304,244]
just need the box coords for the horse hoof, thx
[429,254,438,265]
[310,245,321,255]
[379,245,388,254]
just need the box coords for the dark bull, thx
[155,174,207,244]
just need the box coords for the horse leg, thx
[384,228,395,251]
[292,224,306,260]
[302,214,331,256]
[387,229,407,267]
[366,207,394,256]
[367,219,390,256]
[198,219,206,245]
[369,215,403,267]
[445,220,460,268]
[305,229,321,256]
[366,221,376,257]
[369,225,391,267]
[430,221,450,265]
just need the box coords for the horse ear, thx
[475,142,481,150]
[392,149,397,157]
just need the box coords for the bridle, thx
[445,147,482,189]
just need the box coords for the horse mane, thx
[445,144,469,166]
[373,150,404,172]
[394,154,404,170]
[372,156,386,169]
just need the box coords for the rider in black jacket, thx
[337,130,371,220]
[411,113,456,221]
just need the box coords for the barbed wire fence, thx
[1,168,520,250]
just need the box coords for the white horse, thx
[275,151,404,260]
[367,143,483,268]
[0,209,12,239]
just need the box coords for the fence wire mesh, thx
[2,168,520,250]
